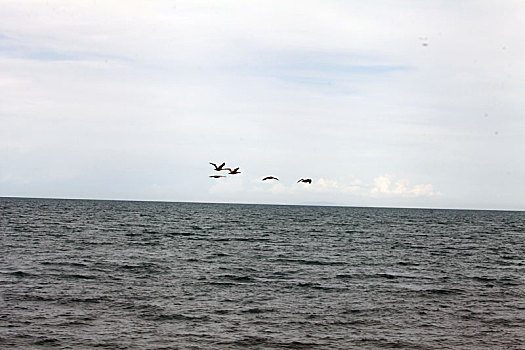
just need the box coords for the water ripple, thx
[1,198,524,349]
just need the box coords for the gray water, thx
[1,197,524,349]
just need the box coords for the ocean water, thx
[1,198,524,349]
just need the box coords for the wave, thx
[217,274,255,283]
[218,336,322,349]
[33,337,60,346]
[116,262,165,275]
[355,337,425,349]
[40,261,88,268]
[273,258,346,266]
[419,288,465,296]
[4,271,35,277]
[210,237,272,243]
[335,272,423,280]
[472,275,521,286]
[241,307,276,314]
[141,312,210,322]
[397,261,420,266]
[60,273,98,280]
[164,231,195,236]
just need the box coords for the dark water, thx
[1,198,524,349]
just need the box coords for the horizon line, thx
[1,195,523,212]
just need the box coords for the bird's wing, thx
[219,162,225,169]
[209,162,217,168]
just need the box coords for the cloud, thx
[1,1,524,209]
[208,171,439,200]
[208,176,245,194]
[371,175,438,197]
[211,174,438,205]
[371,175,392,194]
[312,178,339,190]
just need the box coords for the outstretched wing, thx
[263,176,278,181]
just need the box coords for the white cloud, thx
[371,175,392,194]
[223,175,437,199]
[371,175,438,197]
[315,178,339,189]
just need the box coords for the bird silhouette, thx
[209,175,226,178]
[226,167,241,174]
[297,178,312,184]
[262,176,279,181]
[210,162,227,171]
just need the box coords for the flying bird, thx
[209,175,226,178]
[262,176,279,181]
[210,162,227,171]
[226,167,241,174]
[297,178,312,184]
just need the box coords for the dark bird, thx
[297,178,312,184]
[209,175,226,178]
[226,167,241,174]
[210,162,227,171]
[262,176,279,181]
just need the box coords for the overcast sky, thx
[1,0,524,210]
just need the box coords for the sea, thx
[1,197,524,349]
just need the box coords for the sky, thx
[1,0,524,210]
